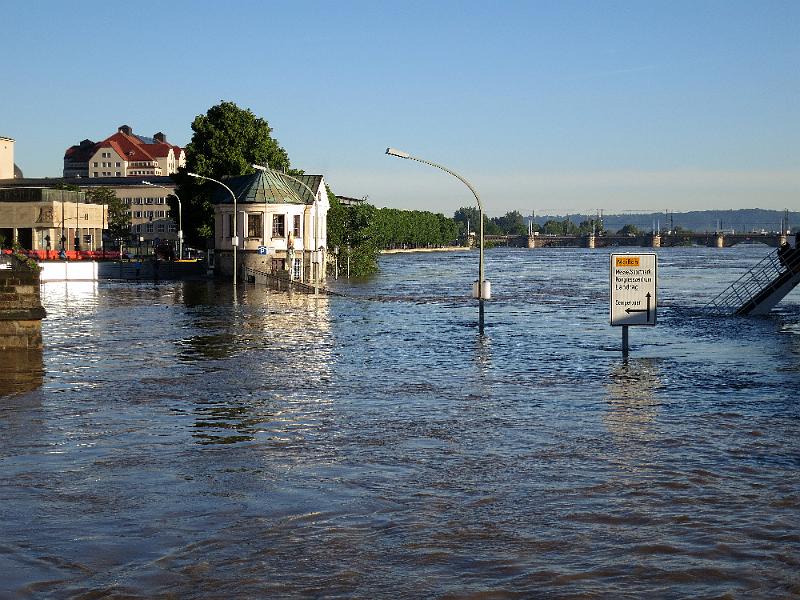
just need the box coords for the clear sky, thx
[2,0,798,217]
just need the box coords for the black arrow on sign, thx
[625,292,652,322]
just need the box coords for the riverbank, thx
[381,246,468,254]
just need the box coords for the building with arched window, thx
[212,170,329,282]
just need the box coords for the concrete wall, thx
[0,256,45,350]
[39,261,99,282]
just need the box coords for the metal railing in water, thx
[241,266,342,296]
[706,247,800,315]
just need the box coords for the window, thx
[168,223,177,233]
[272,214,285,238]
[157,224,165,233]
[133,211,142,218]
[116,172,121,177]
[93,162,98,167]
[227,214,234,238]
[146,211,154,219]
[115,162,121,167]
[146,223,154,233]
[292,258,302,280]
[247,213,262,238]
[293,215,301,237]
[156,210,165,218]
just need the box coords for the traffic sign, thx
[257,246,269,255]
[610,253,657,326]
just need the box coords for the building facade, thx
[213,171,329,282]
[0,137,16,180]
[64,125,185,179]
[0,188,107,252]
[0,177,180,252]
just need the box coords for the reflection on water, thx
[0,349,44,396]
[603,358,662,442]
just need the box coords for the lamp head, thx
[187,172,201,179]
[385,147,410,159]
[252,164,268,172]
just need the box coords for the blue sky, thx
[2,0,798,216]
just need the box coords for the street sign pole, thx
[622,325,629,358]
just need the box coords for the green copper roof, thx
[212,171,307,205]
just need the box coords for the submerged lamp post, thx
[188,172,238,284]
[385,147,488,333]
[142,181,182,260]
[251,164,323,294]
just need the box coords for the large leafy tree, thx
[175,101,291,247]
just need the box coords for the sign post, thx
[610,253,657,356]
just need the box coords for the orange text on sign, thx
[615,257,641,267]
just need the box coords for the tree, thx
[326,191,379,277]
[175,101,292,247]
[492,211,527,236]
[453,206,501,238]
[541,218,578,235]
[85,187,129,240]
[618,224,641,236]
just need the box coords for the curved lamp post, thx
[142,181,182,260]
[188,172,238,285]
[252,164,323,294]
[385,147,488,333]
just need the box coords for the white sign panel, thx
[610,253,657,326]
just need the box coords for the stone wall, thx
[0,255,45,350]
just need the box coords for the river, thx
[1,245,798,598]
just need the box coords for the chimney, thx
[118,125,132,135]
[153,132,166,143]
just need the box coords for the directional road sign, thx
[610,253,657,326]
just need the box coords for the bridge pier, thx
[715,233,724,248]
[527,235,538,249]
[586,234,596,249]
[651,235,661,248]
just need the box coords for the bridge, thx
[484,232,789,249]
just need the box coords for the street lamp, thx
[188,172,239,285]
[385,147,489,333]
[251,164,323,294]
[142,181,182,260]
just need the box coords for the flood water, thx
[1,245,798,598]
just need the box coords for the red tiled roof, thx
[63,127,185,173]
[141,142,174,158]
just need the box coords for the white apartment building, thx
[64,125,185,179]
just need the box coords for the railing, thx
[706,247,800,315]
[242,266,341,296]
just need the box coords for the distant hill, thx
[527,209,798,234]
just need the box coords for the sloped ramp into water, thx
[706,246,800,316]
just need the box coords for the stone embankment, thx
[0,254,46,350]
